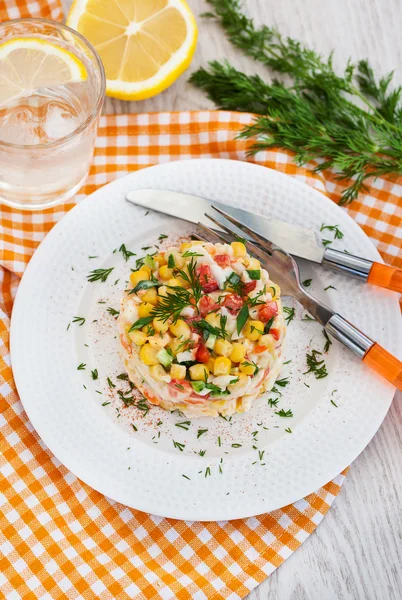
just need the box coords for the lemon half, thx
[0,38,87,107]
[67,0,198,100]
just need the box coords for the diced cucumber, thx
[191,381,205,393]
[156,348,173,368]
[205,333,217,350]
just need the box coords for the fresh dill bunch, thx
[191,0,402,204]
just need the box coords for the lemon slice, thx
[0,38,87,107]
[67,0,197,100]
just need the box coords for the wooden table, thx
[63,1,402,598]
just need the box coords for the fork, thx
[195,206,402,391]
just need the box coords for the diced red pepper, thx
[242,280,257,295]
[253,345,268,354]
[196,342,210,364]
[199,295,219,317]
[223,293,243,315]
[269,328,280,341]
[196,264,219,293]
[214,254,231,267]
[259,301,278,322]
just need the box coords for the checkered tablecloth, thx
[1,2,401,600]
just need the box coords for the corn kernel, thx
[169,319,191,339]
[167,277,182,288]
[142,287,158,306]
[153,317,169,333]
[159,265,173,280]
[149,364,168,381]
[229,342,246,363]
[248,257,261,269]
[170,364,186,380]
[148,332,170,349]
[153,254,167,268]
[172,252,184,268]
[270,283,281,299]
[259,334,276,351]
[240,361,256,375]
[244,320,264,341]
[175,275,190,288]
[230,367,239,375]
[158,285,168,297]
[214,338,233,357]
[231,241,247,257]
[140,343,159,366]
[130,269,150,287]
[205,312,220,328]
[180,242,191,252]
[138,302,154,318]
[168,337,186,356]
[141,265,152,276]
[189,240,204,247]
[213,356,232,376]
[207,357,216,372]
[189,364,209,381]
[128,330,148,346]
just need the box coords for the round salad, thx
[118,238,286,417]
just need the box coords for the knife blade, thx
[125,188,402,293]
[126,189,324,263]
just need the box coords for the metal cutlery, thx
[195,206,402,391]
[126,189,402,293]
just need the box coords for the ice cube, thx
[42,102,80,141]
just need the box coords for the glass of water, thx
[0,19,105,210]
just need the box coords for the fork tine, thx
[196,222,233,246]
[211,205,277,255]
[203,216,274,269]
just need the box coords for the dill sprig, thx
[151,258,202,323]
[191,0,402,204]
[87,267,114,283]
[304,350,328,379]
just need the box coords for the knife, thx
[126,189,402,293]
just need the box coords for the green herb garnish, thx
[324,285,337,291]
[302,279,312,287]
[129,279,160,295]
[275,408,293,417]
[72,316,85,326]
[107,307,120,318]
[128,316,153,333]
[191,0,402,205]
[119,244,136,262]
[77,363,86,370]
[167,254,175,268]
[236,303,249,334]
[246,269,260,280]
[87,267,114,283]
[197,428,208,439]
[304,350,328,379]
[173,440,185,451]
[283,306,295,325]
[158,234,168,241]
[175,421,191,430]
[323,330,332,353]
[91,369,98,380]
[320,224,344,239]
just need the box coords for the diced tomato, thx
[242,280,257,295]
[199,295,219,317]
[196,342,210,364]
[196,264,219,293]
[214,254,231,267]
[253,345,268,354]
[259,301,278,322]
[223,293,243,315]
[269,328,281,341]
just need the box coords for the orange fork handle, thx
[367,262,402,293]
[363,343,402,390]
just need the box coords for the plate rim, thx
[10,158,401,521]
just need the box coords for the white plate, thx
[10,159,401,521]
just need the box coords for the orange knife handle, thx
[363,343,402,390]
[367,262,402,293]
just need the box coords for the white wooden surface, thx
[63,1,402,598]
